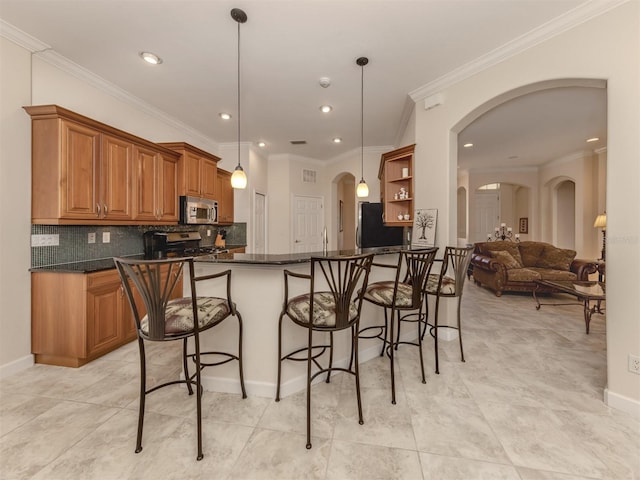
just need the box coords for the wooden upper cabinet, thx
[101,133,133,220]
[201,158,218,199]
[379,144,415,227]
[24,105,180,225]
[158,142,220,200]
[133,145,179,223]
[158,153,179,222]
[216,168,234,224]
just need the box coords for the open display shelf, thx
[378,144,415,226]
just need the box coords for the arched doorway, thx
[335,173,356,250]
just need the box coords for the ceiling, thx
[0,0,608,166]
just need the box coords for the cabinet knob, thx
[96,204,101,217]
[103,204,108,216]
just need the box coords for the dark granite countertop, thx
[194,246,406,266]
[29,246,409,273]
[29,255,146,274]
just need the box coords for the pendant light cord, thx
[360,61,364,182]
[237,20,241,169]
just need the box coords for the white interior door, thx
[253,191,266,254]
[473,191,499,243]
[293,195,324,253]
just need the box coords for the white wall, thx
[540,151,600,258]
[0,37,32,374]
[409,1,639,411]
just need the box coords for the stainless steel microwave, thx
[179,196,218,225]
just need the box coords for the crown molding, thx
[33,50,217,150]
[465,165,540,175]
[409,0,629,102]
[2,20,218,151]
[326,145,394,166]
[0,19,49,51]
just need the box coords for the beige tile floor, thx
[1,282,638,480]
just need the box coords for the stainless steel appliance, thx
[179,196,218,225]
[143,231,228,259]
[357,202,404,248]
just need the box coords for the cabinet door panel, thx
[159,154,179,221]
[216,169,234,223]
[184,152,202,197]
[201,158,217,200]
[102,134,133,220]
[87,282,123,356]
[61,120,100,218]
[134,145,158,221]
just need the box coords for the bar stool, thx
[114,256,246,461]
[360,248,438,404]
[275,253,374,449]
[422,246,473,374]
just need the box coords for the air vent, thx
[290,140,307,145]
[302,169,317,183]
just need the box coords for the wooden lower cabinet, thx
[31,266,182,367]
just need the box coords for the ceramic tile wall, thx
[31,224,247,267]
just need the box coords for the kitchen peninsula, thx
[185,246,408,399]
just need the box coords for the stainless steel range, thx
[143,231,228,259]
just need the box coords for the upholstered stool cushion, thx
[141,296,230,335]
[286,292,357,327]
[364,281,414,307]
[425,274,456,295]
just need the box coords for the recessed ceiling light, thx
[586,137,599,143]
[320,105,332,113]
[219,113,231,120]
[333,137,342,143]
[463,143,474,148]
[258,141,266,147]
[139,51,162,65]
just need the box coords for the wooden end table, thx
[533,280,605,334]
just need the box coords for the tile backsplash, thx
[31,224,247,268]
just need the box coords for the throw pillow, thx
[518,241,546,267]
[536,245,576,271]
[491,250,521,270]
[484,242,524,267]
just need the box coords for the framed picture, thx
[411,208,437,247]
[519,217,528,234]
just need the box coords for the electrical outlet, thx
[629,354,640,375]
[102,232,111,243]
[207,229,212,237]
[31,234,59,247]
[88,232,96,244]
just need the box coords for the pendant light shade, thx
[231,8,248,189]
[356,56,369,198]
[231,165,247,189]
[356,179,369,197]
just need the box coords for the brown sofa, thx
[470,241,597,296]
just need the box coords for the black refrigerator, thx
[357,202,405,248]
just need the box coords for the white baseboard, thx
[604,388,640,419]
[0,354,34,380]
[199,329,431,399]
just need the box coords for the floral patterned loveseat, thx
[470,241,597,297]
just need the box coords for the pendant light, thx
[230,8,248,189]
[356,56,369,198]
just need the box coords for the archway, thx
[455,78,605,253]
[334,173,356,250]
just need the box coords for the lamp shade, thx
[231,165,247,189]
[593,213,607,229]
[356,179,369,198]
